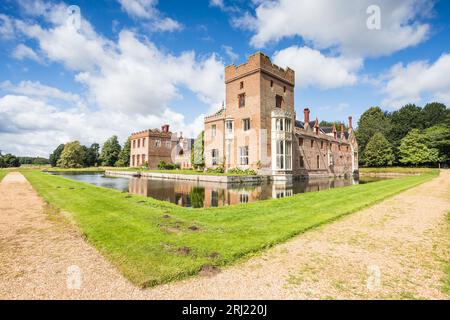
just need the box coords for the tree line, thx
[49,135,131,168]
[356,102,449,167]
[0,152,21,168]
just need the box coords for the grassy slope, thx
[0,170,8,182]
[360,167,434,174]
[23,170,438,287]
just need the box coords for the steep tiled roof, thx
[295,120,317,129]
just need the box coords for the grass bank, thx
[0,169,9,182]
[23,170,438,287]
[360,167,435,174]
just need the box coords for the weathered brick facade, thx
[204,52,358,179]
[129,125,194,169]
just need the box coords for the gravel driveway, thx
[0,171,448,299]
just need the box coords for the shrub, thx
[157,160,180,170]
[206,166,225,174]
[227,168,257,175]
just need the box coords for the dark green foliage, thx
[355,107,391,164]
[0,153,21,168]
[85,143,100,167]
[387,104,424,153]
[116,138,131,167]
[49,144,65,167]
[157,160,180,170]
[424,125,450,164]
[357,102,448,166]
[18,157,50,165]
[100,135,122,167]
[422,102,449,128]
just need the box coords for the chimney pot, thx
[340,124,345,139]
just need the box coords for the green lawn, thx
[0,169,8,182]
[22,170,438,287]
[360,167,435,174]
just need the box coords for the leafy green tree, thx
[49,144,65,167]
[192,131,204,169]
[115,138,131,167]
[422,102,448,127]
[84,143,100,167]
[57,141,86,168]
[100,135,122,167]
[424,125,450,165]
[355,107,391,164]
[387,104,424,153]
[399,129,440,166]
[364,132,395,167]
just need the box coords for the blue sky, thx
[0,0,449,156]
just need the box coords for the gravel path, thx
[0,171,449,299]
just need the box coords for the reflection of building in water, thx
[126,176,360,208]
[272,181,294,199]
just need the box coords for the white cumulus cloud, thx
[234,0,432,58]
[11,44,42,62]
[273,46,362,89]
[118,0,183,32]
[380,53,450,108]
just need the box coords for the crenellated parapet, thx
[225,52,295,86]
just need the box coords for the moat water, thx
[50,172,388,208]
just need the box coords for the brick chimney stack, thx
[304,108,310,128]
[332,123,337,139]
[161,124,170,133]
[348,116,353,133]
[340,124,345,139]
[314,117,319,135]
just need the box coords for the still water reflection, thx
[51,172,387,208]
